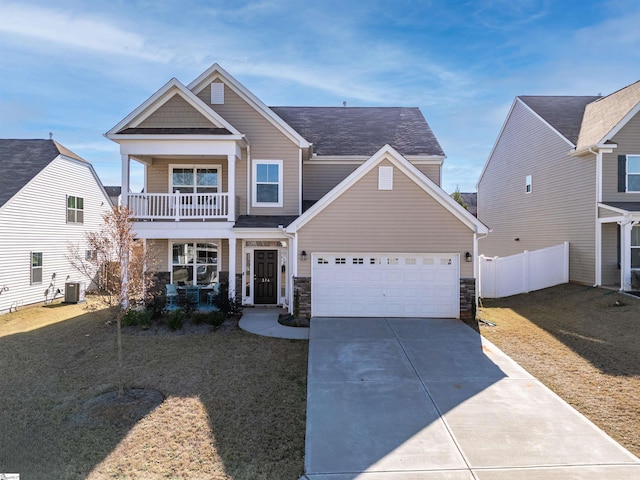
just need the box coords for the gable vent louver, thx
[211,82,224,104]
[378,166,393,190]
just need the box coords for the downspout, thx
[246,144,251,216]
[590,146,602,287]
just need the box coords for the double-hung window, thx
[67,196,84,223]
[627,155,640,192]
[171,166,220,195]
[31,252,43,284]
[171,165,221,215]
[252,160,283,207]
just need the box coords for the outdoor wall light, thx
[465,252,472,262]
[300,250,307,261]
[514,238,520,241]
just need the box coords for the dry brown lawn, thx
[479,283,640,457]
[0,298,308,479]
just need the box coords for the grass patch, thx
[0,298,308,479]
[480,283,640,457]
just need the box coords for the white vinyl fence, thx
[479,242,569,298]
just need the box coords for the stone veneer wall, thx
[293,277,311,319]
[459,277,478,332]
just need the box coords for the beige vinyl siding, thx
[414,164,441,186]
[602,112,640,202]
[598,207,622,218]
[197,82,300,214]
[601,223,620,286]
[478,100,597,285]
[297,160,474,277]
[0,157,112,314]
[303,161,442,201]
[303,163,360,200]
[138,95,214,128]
[146,157,229,194]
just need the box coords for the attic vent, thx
[378,166,393,190]
[211,82,224,104]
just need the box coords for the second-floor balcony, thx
[128,191,232,221]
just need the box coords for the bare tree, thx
[68,206,154,396]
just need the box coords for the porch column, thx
[620,221,633,291]
[121,154,130,207]
[228,236,237,297]
[227,155,236,220]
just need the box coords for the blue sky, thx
[1,0,639,193]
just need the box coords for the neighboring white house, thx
[0,139,112,314]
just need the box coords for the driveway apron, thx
[302,317,640,480]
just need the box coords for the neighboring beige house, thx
[0,139,112,314]
[106,64,488,319]
[477,80,640,291]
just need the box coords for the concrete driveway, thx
[302,317,640,479]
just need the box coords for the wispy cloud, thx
[0,3,169,62]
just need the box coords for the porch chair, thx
[165,284,179,311]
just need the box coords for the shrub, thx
[121,309,139,327]
[207,311,227,328]
[166,310,184,331]
[138,309,153,329]
[121,308,154,328]
[211,282,242,316]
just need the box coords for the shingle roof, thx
[576,80,640,151]
[0,139,86,207]
[233,215,299,228]
[104,186,122,197]
[518,96,600,145]
[601,202,640,213]
[270,107,445,157]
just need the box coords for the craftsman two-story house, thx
[106,64,487,319]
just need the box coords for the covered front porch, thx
[144,232,295,309]
[598,203,640,291]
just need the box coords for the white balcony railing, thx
[128,191,230,221]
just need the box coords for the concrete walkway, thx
[239,307,309,340]
[302,317,640,480]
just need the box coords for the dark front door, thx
[254,250,278,304]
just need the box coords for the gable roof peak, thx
[105,76,240,137]
[187,63,311,148]
[0,139,90,207]
[575,79,640,152]
[517,95,600,145]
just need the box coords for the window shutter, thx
[618,155,626,192]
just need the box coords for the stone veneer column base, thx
[293,277,311,319]
[459,277,478,332]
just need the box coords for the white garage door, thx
[312,253,460,318]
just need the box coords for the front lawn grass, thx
[480,284,640,457]
[0,298,308,479]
